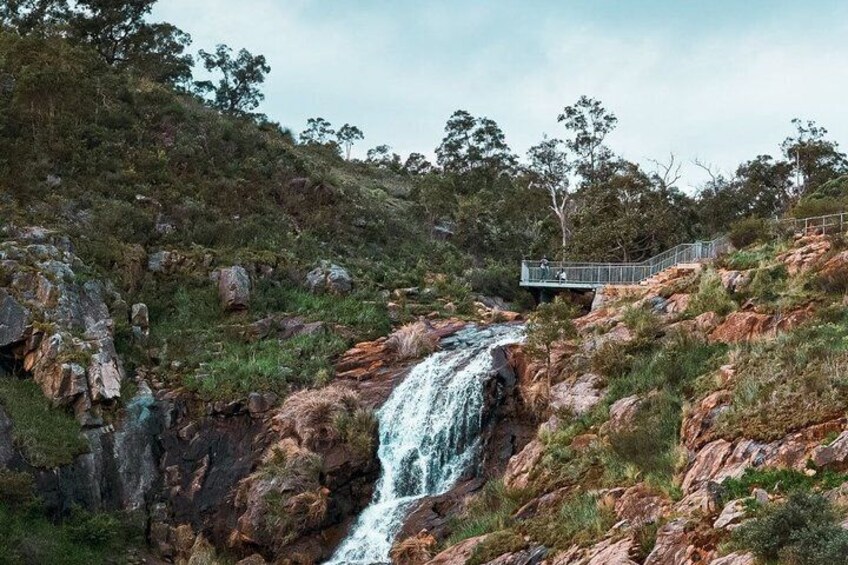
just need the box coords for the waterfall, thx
[327,325,524,564]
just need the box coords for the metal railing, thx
[777,211,848,236]
[520,236,731,288]
[520,210,848,289]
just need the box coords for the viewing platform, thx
[520,237,731,290]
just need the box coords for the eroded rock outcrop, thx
[1,228,125,422]
[229,385,379,563]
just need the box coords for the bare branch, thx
[693,158,721,185]
[649,152,682,188]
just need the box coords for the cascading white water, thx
[327,325,524,565]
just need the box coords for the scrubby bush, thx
[466,262,519,302]
[733,492,848,565]
[729,217,770,249]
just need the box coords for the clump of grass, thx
[608,391,681,479]
[445,480,528,546]
[520,492,616,550]
[187,332,347,400]
[622,304,661,340]
[605,333,726,403]
[733,492,848,565]
[745,264,789,302]
[467,530,527,565]
[685,269,736,317]
[275,385,376,456]
[333,408,378,458]
[385,321,438,361]
[0,378,88,468]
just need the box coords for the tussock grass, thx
[385,321,438,361]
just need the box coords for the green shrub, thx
[733,492,848,565]
[722,468,848,501]
[0,470,34,506]
[466,262,520,302]
[686,269,736,317]
[0,379,88,468]
[0,503,143,565]
[729,217,770,249]
[745,264,788,302]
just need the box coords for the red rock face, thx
[777,234,831,276]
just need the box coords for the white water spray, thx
[327,325,524,564]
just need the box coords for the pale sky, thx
[153,0,848,190]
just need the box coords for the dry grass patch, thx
[385,321,438,361]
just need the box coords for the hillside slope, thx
[416,231,848,565]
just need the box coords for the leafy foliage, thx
[733,492,848,565]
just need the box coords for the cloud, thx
[154,0,848,189]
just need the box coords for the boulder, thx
[713,499,746,530]
[614,484,670,527]
[426,535,488,564]
[811,430,848,470]
[606,395,644,434]
[0,289,28,347]
[709,312,772,343]
[777,235,831,276]
[503,438,544,490]
[306,261,353,295]
[218,266,250,311]
[549,373,604,416]
[709,553,756,565]
[644,519,701,565]
[582,537,638,565]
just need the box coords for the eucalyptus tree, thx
[195,44,270,116]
